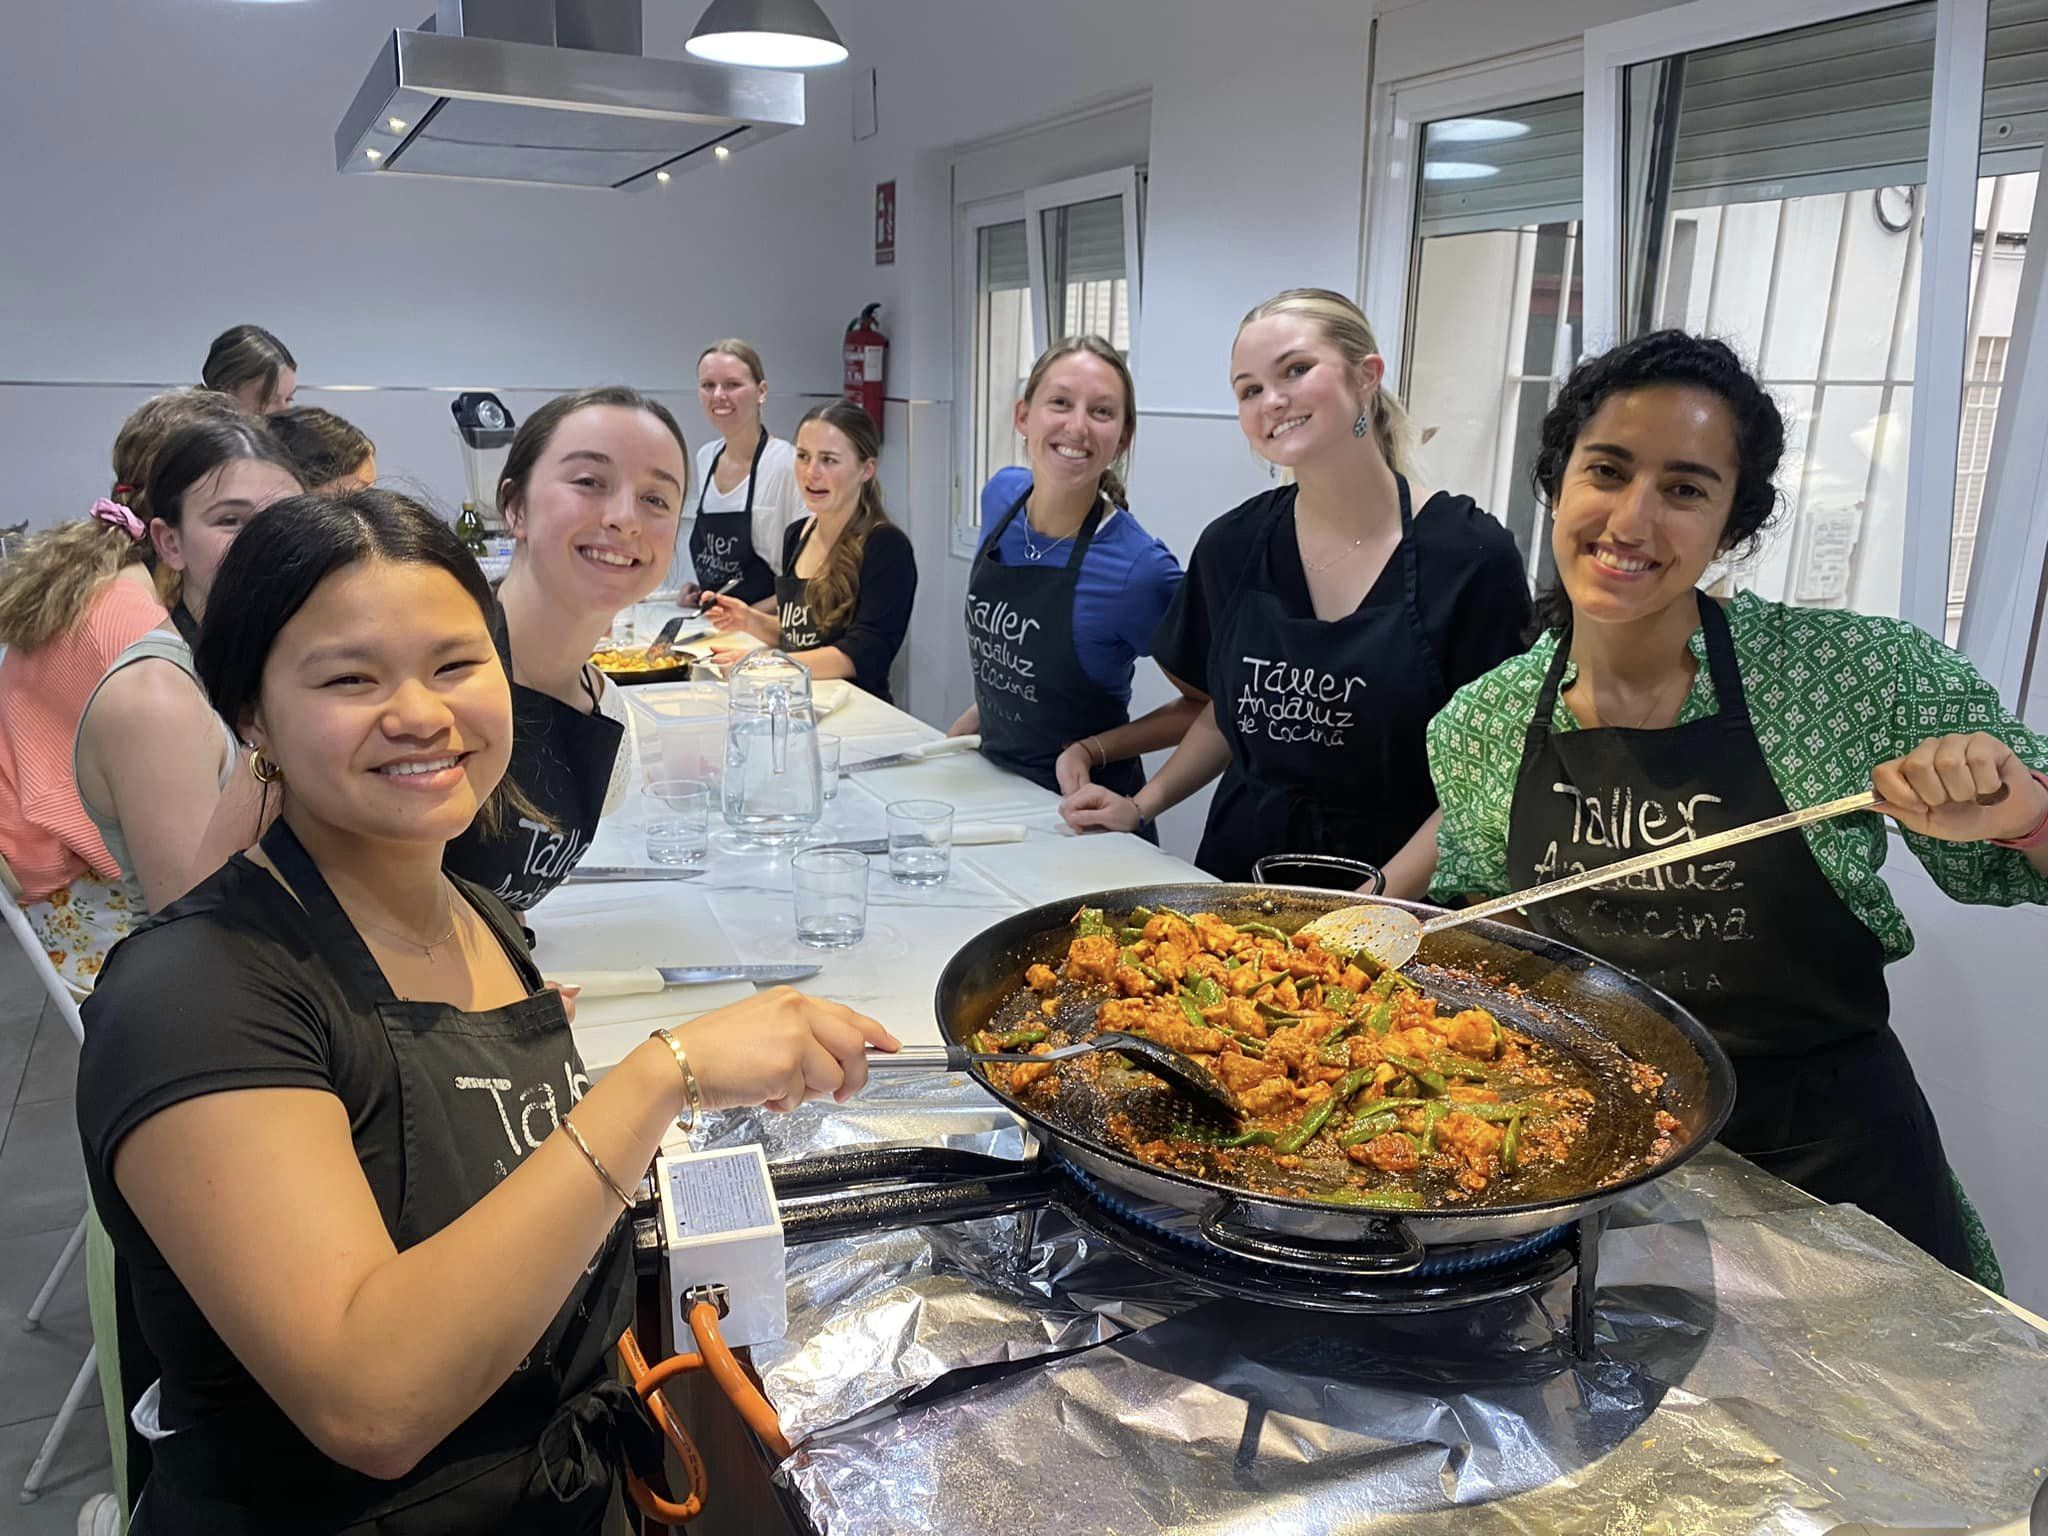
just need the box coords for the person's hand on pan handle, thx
[1872,732,2048,844]
[704,591,775,642]
[676,987,900,1113]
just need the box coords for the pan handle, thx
[1197,1197,1424,1275]
[1250,854,1386,895]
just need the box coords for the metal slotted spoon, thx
[1302,788,1896,972]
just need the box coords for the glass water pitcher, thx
[721,650,823,844]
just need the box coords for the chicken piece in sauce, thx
[1065,934,1119,984]
[1349,1132,1420,1174]
[1025,963,1059,994]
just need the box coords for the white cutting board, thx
[963,831,1215,908]
[526,881,754,1074]
[838,741,1058,819]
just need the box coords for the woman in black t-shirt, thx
[1063,288,1530,893]
[704,401,917,703]
[76,490,897,1534]
[442,386,688,909]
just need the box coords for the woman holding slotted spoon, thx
[1427,331,2048,1278]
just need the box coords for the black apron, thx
[442,604,624,910]
[775,517,828,655]
[688,429,777,605]
[1200,476,1448,881]
[966,488,1145,800]
[131,820,650,1534]
[1506,594,1968,1270]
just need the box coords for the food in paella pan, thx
[977,905,1684,1210]
[589,644,691,675]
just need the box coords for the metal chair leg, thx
[20,1345,97,1503]
[24,1214,89,1332]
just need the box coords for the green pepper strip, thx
[1323,1187,1425,1210]
[971,1030,994,1055]
[1336,1111,1400,1148]
[1129,906,1155,925]
[992,1026,1048,1050]
[1118,926,1145,944]
[1155,906,1195,927]
[1501,1110,1525,1170]
[1385,1055,1449,1096]
[1238,920,1290,943]
[1363,997,1398,1035]
[1430,1051,1495,1081]
[1177,994,1208,1032]
[1275,1067,1374,1154]
[1419,1101,1451,1152]
[1324,985,1357,1015]
[1135,962,1169,987]
[1218,1128,1278,1149]
[1225,1030,1267,1058]
[1194,975,1225,1009]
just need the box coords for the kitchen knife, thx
[561,865,707,884]
[803,822,1027,856]
[842,735,981,773]
[552,964,821,997]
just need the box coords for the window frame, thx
[952,195,1033,559]
[951,165,1147,561]
[1361,43,1586,395]
[1581,0,1993,642]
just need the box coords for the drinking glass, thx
[886,800,954,887]
[818,733,843,801]
[792,848,868,948]
[644,778,711,866]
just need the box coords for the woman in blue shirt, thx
[947,337,1194,802]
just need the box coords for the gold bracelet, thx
[651,1027,705,1133]
[560,1118,634,1209]
[1087,736,1107,769]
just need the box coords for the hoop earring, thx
[249,750,282,785]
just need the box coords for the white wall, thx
[0,0,859,526]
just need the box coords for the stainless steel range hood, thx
[336,0,805,190]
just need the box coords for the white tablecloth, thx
[528,681,1211,1069]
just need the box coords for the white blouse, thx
[689,435,804,581]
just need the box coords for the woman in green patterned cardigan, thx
[1427,331,2048,1280]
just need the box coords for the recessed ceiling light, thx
[387,117,407,133]
[1430,117,1532,144]
[1423,160,1498,181]
[364,147,383,162]
[714,145,731,160]
[685,0,847,68]
[657,170,672,183]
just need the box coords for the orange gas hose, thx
[615,1301,794,1528]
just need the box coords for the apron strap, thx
[1389,473,1448,699]
[170,601,201,651]
[695,427,770,520]
[1693,591,1749,724]
[258,819,400,1009]
[1524,588,1744,756]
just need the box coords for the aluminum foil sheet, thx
[725,1076,2048,1533]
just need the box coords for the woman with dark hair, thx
[441,386,686,908]
[1428,330,2048,1276]
[271,405,377,492]
[76,489,897,1533]
[72,416,303,915]
[201,324,297,415]
[704,401,917,703]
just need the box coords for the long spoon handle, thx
[1428,789,1885,936]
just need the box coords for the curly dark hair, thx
[1529,330,1786,632]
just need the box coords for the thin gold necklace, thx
[343,881,461,959]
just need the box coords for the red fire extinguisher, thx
[843,303,888,433]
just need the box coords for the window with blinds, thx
[1041,195,1134,349]
[1415,93,1584,238]
[974,220,1034,513]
